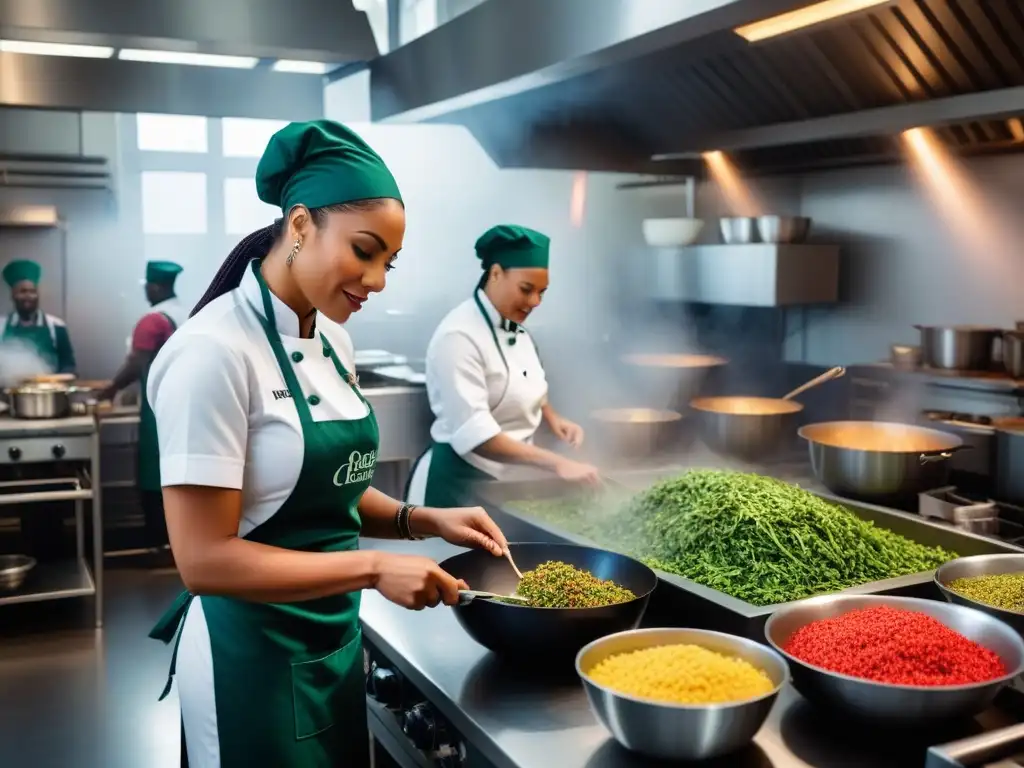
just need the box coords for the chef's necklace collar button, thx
[322,347,331,358]
[307,395,321,406]
[290,351,304,363]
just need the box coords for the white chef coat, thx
[147,262,368,768]
[406,290,548,504]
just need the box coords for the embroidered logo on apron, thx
[332,449,377,486]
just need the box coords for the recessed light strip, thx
[0,39,114,58]
[118,49,258,69]
[734,0,892,43]
[272,59,331,75]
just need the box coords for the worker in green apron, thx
[100,261,186,558]
[406,225,600,508]
[146,120,509,767]
[0,259,76,374]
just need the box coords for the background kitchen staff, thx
[99,261,186,560]
[0,259,76,374]
[406,224,600,508]
[146,120,509,768]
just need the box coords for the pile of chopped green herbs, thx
[506,560,636,608]
[509,469,956,606]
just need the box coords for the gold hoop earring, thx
[286,238,301,266]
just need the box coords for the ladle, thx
[782,366,846,401]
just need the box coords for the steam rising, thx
[0,339,53,388]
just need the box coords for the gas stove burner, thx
[923,410,993,426]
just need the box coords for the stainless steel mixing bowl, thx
[0,554,36,591]
[576,627,788,761]
[691,396,803,460]
[935,554,1024,637]
[719,217,756,244]
[756,215,811,243]
[765,594,1024,726]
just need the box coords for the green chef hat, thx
[146,260,183,286]
[2,260,41,288]
[256,120,402,213]
[475,225,550,270]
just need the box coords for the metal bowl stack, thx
[0,554,36,591]
[576,627,788,761]
[935,554,1024,637]
[765,595,1024,726]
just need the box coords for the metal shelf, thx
[0,474,92,506]
[0,427,103,627]
[0,558,95,607]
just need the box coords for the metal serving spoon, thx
[457,590,529,606]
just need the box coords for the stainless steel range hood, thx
[0,0,380,119]
[369,0,1024,174]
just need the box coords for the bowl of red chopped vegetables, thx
[764,595,1024,726]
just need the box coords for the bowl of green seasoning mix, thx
[936,554,1024,636]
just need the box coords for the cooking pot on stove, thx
[6,382,79,419]
[799,421,970,503]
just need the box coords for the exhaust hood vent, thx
[371,0,1024,174]
[0,154,113,192]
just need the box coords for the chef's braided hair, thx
[191,199,392,317]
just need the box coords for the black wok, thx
[440,542,657,659]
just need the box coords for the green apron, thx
[2,312,58,371]
[149,261,378,767]
[409,291,521,508]
[137,312,177,493]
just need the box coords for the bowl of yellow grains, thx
[936,554,1024,636]
[576,628,789,761]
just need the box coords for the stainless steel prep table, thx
[359,538,1022,768]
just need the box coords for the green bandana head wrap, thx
[475,225,550,271]
[2,260,41,288]
[146,260,183,286]
[255,120,402,213]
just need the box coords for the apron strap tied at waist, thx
[148,590,194,701]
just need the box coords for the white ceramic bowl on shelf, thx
[642,218,704,247]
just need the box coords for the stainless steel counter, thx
[362,385,430,463]
[360,537,1020,768]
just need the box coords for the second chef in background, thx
[100,260,186,557]
[407,224,599,508]
[1,259,76,374]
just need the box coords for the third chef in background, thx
[1,259,76,374]
[406,225,600,508]
[100,261,186,557]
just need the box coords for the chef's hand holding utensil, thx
[373,552,469,609]
[409,506,508,558]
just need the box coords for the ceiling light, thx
[272,60,331,75]
[118,49,258,69]
[0,39,114,59]
[735,0,892,42]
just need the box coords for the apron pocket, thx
[291,629,363,741]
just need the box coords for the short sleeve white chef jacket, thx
[147,261,368,538]
[418,290,548,480]
[147,262,373,767]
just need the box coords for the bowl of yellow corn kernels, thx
[576,627,789,761]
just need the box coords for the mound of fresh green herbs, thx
[510,469,956,606]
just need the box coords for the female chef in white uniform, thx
[407,224,600,508]
[146,120,510,768]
